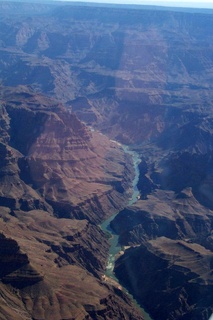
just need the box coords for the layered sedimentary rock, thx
[1,2,213,128]
[0,207,143,320]
[1,86,133,223]
[111,189,213,247]
[111,144,213,320]
[0,85,143,319]
[0,232,43,287]
[115,237,213,320]
[1,2,213,319]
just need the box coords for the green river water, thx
[101,146,152,320]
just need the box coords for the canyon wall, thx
[0,85,142,319]
[1,2,213,319]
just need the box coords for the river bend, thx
[101,146,152,320]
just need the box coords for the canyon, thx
[0,1,213,319]
[0,85,141,319]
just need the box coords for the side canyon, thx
[0,2,213,320]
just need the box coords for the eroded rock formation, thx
[0,207,143,320]
[1,2,213,319]
[0,85,142,319]
[115,237,213,320]
[1,86,134,222]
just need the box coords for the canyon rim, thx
[0,1,213,319]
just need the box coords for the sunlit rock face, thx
[0,86,134,222]
[0,85,142,319]
[1,2,213,320]
[115,237,213,320]
[1,3,213,134]
[0,208,143,320]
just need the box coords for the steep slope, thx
[1,85,133,223]
[115,238,213,320]
[111,189,213,248]
[111,134,213,320]
[0,207,143,320]
[1,3,213,126]
[1,2,213,320]
[0,85,143,320]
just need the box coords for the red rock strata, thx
[0,86,143,320]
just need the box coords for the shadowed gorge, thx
[0,86,142,319]
[0,1,213,319]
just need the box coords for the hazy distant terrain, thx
[0,1,213,319]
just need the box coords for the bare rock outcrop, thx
[0,85,142,319]
[2,2,213,319]
[0,233,43,287]
[0,207,143,320]
[115,237,213,320]
[111,189,213,247]
[0,86,134,223]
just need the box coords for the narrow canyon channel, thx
[101,146,153,320]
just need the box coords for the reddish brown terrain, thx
[0,86,142,319]
[1,1,213,320]
[1,86,134,222]
[0,208,143,320]
[115,237,213,320]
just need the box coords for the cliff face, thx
[1,3,213,134]
[0,232,43,287]
[1,2,213,320]
[0,208,143,320]
[112,188,213,319]
[0,86,143,319]
[111,189,213,247]
[115,238,213,320]
[1,86,133,223]
[112,149,213,320]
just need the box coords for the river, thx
[101,146,152,320]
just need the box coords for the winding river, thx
[101,146,152,320]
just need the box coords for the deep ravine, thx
[101,146,153,320]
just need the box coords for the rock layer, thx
[0,86,142,320]
[1,86,134,223]
[1,2,213,320]
[0,207,143,320]
[115,237,213,320]
[111,189,213,247]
